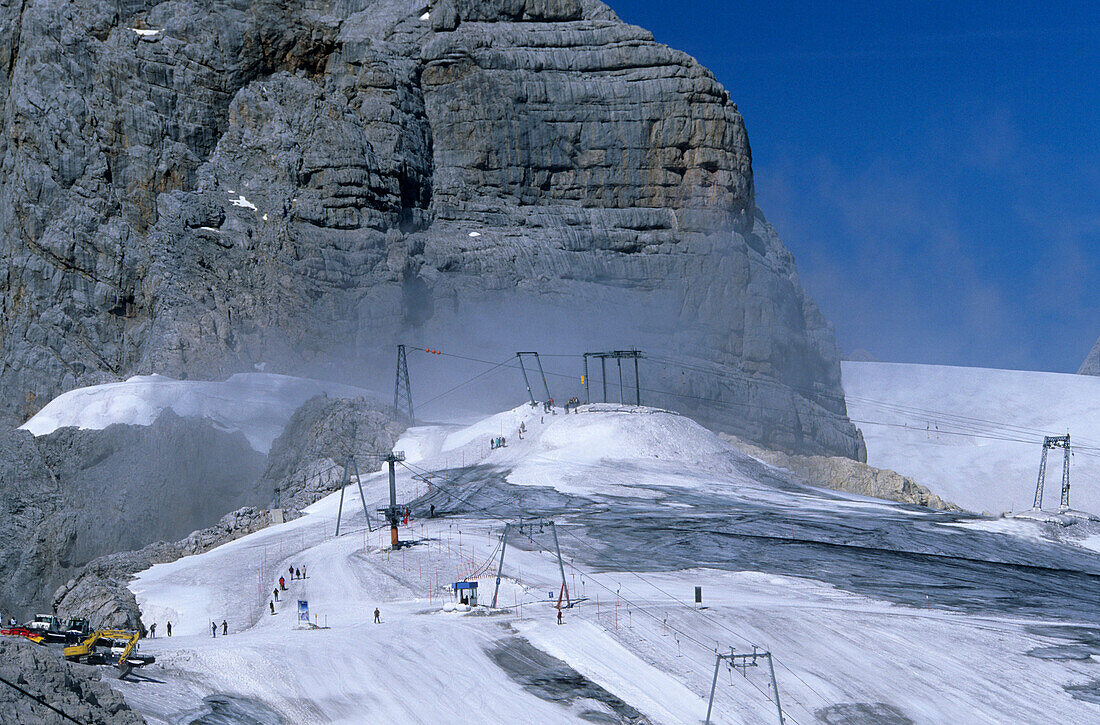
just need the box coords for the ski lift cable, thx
[406,347,1074,448]
[409,344,1100,450]
[398,458,814,720]
[508,523,809,721]
[0,675,84,724]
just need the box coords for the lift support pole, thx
[706,647,785,725]
[549,522,571,608]
[491,520,571,609]
[1032,434,1070,510]
[335,456,375,536]
[583,350,644,405]
[516,352,552,404]
[491,524,511,608]
[385,452,406,547]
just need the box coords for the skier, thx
[289,566,294,579]
[222,620,227,636]
[269,601,275,615]
[279,576,286,590]
[166,621,172,637]
[294,567,300,580]
[148,622,156,638]
[302,565,307,579]
[429,504,435,518]
[210,621,217,638]
[373,608,381,624]
[557,610,563,625]
[274,588,280,602]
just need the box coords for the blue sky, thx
[608,1,1099,372]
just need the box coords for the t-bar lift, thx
[491,519,571,610]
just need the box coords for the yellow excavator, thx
[63,629,155,678]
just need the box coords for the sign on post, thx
[297,600,309,626]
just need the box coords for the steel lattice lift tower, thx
[394,344,413,423]
[1032,434,1071,511]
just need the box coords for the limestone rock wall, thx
[1,0,862,458]
[725,434,960,512]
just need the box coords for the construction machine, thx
[63,617,91,644]
[26,614,66,643]
[64,630,154,678]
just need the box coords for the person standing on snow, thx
[295,567,300,580]
[373,608,381,624]
[149,623,156,638]
[166,621,172,637]
[289,566,294,579]
[273,588,280,602]
[557,610,563,625]
[269,601,275,615]
[279,576,286,590]
[222,620,227,636]
[210,621,217,638]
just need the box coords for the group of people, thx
[210,619,228,638]
[489,436,508,449]
[147,621,171,638]
[271,563,308,613]
[542,398,555,413]
[563,397,581,413]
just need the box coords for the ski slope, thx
[843,361,1100,515]
[20,373,370,452]
[111,403,1100,724]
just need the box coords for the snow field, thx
[20,373,372,452]
[843,361,1100,516]
[117,403,1100,723]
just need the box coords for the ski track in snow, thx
[112,404,1100,724]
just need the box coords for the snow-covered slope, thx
[843,361,1100,514]
[112,403,1100,724]
[20,373,371,452]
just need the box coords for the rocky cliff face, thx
[724,434,960,512]
[1079,336,1100,376]
[0,639,144,724]
[0,412,266,618]
[262,395,406,511]
[0,0,862,458]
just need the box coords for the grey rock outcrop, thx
[0,639,144,724]
[1078,336,1100,376]
[0,0,862,459]
[53,395,401,630]
[725,434,960,511]
[0,411,266,619]
[262,395,406,511]
[53,506,276,631]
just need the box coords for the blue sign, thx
[453,581,478,590]
[297,600,309,624]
